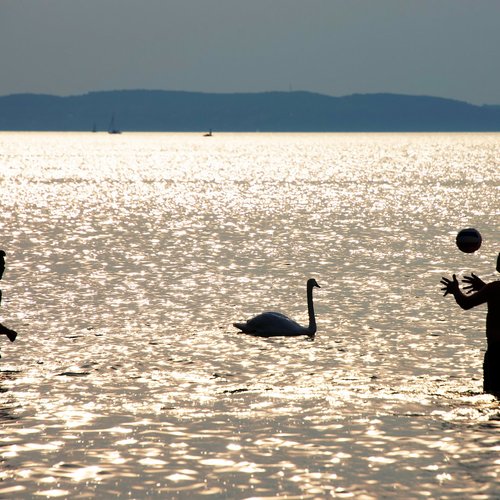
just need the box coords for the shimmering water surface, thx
[0,132,499,498]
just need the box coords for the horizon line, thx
[0,88,497,107]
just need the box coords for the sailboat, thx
[108,114,121,134]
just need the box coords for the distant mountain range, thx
[1,90,499,132]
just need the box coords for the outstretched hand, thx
[462,273,485,294]
[440,274,459,297]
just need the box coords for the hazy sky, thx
[1,0,500,104]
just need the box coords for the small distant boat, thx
[203,129,213,137]
[92,122,97,133]
[108,114,121,135]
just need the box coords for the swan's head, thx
[307,278,320,289]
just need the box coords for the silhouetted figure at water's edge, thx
[441,253,500,395]
[0,250,18,349]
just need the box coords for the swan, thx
[233,278,321,337]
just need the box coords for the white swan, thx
[233,278,321,337]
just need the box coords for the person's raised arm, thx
[441,274,491,310]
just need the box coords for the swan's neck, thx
[306,284,316,334]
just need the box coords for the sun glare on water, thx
[0,131,499,498]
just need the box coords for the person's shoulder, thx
[485,280,500,293]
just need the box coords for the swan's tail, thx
[233,322,251,333]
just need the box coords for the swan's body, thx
[233,279,320,337]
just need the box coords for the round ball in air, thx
[456,228,482,253]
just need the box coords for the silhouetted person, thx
[0,250,17,344]
[440,253,500,394]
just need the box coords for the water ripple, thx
[1,132,499,498]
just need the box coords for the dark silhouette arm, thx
[441,274,492,310]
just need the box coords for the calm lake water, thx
[0,132,499,499]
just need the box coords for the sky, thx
[1,0,500,105]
